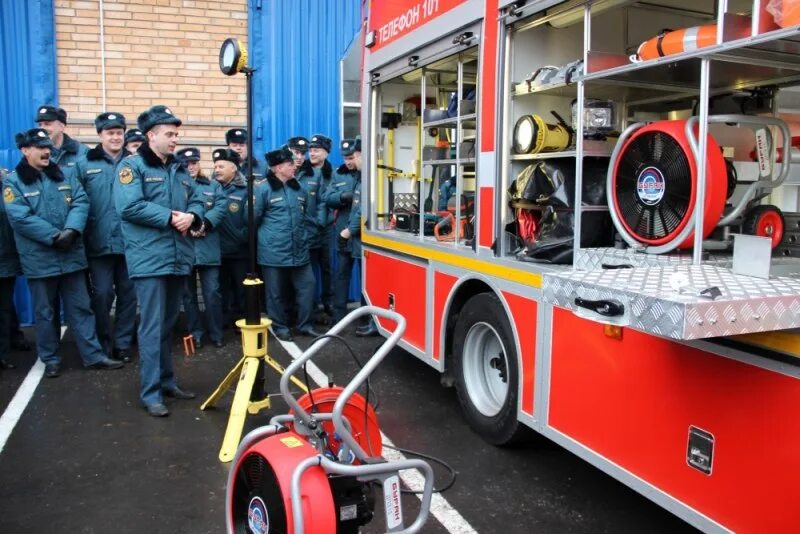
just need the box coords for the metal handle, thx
[574,297,625,317]
[702,114,792,226]
[279,306,406,461]
[601,263,633,270]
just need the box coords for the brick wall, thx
[54,0,248,164]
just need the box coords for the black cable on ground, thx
[382,443,458,494]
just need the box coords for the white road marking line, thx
[278,336,478,534]
[0,326,66,455]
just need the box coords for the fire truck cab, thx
[358,1,800,531]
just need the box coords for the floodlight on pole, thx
[218,37,260,326]
[202,37,282,463]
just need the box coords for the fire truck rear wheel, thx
[453,292,526,446]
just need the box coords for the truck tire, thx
[453,292,527,445]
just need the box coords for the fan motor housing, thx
[610,120,727,249]
[328,474,376,534]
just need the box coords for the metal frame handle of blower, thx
[282,306,434,534]
[607,115,791,255]
[686,115,790,227]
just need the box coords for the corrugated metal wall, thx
[0,0,57,325]
[0,0,57,170]
[249,0,363,162]
[249,0,365,301]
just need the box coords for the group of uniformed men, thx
[0,104,372,417]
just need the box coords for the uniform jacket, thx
[295,160,326,248]
[316,159,335,228]
[51,133,88,172]
[255,172,308,268]
[323,164,360,256]
[218,173,249,259]
[191,174,227,266]
[114,142,204,278]
[0,177,21,278]
[241,157,265,185]
[3,158,89,279]
[74,144,128,257]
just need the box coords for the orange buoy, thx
[634,25,720,62]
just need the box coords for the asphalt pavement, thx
[0,322,697,533]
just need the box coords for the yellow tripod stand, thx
[201,316,309,462]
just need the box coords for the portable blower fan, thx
[609,119,728,251]
[226,307,434,534]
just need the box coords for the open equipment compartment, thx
[496,0,800,339]
[368,23,481,250]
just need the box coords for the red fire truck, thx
[359,1,800,531]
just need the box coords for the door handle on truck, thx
[574,298,625,317]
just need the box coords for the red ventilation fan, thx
[610,120,728,249]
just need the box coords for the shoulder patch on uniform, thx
[3,187,14,203]
[119,167,134,185]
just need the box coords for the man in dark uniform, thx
[287,136,309,170]
[124,128,145,154]
[226,128,264,183]
[307,134,335,320]
[214,147,249,327]
[115,106,205,417]
[35,105,88,172]
[289,137,326,309]
[36,105,86,336]
[177,147,228,349]
[0,167,22,369]
[74,112,137,363]
[256,148,319,341]
[324,138,376,335]
[4,128,123,378]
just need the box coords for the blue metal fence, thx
[1,0,57,326]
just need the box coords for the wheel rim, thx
[463,322,510,417]
[756,211,784,248]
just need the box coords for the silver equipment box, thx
[543,264,800,340]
